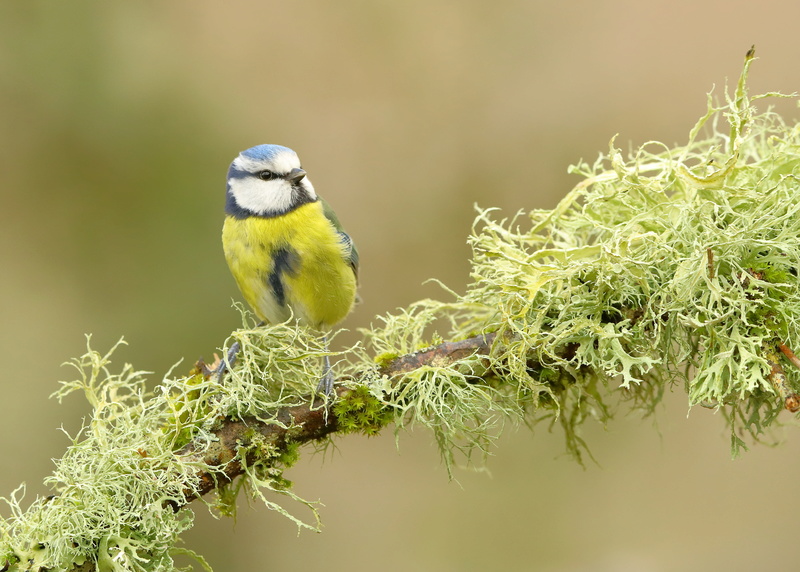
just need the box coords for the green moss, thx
[538,368,560,385]
[277,441,301,468]
[333,385,394,437]
[373,351,400,371]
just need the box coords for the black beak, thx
[287,168,306,183]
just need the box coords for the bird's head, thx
[225,144,317,218]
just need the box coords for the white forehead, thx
[233,147,301,174]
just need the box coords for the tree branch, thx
[26,333,500,572]
[176,331,498,507]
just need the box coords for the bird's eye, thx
[258,170,276,181]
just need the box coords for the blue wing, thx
[337,230,359,280]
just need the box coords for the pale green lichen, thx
[358,49,800,463]
[0,339,200,571]
[0,321,335,571]
[3,51,800,571]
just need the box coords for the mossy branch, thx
[179,332,501,504]
[0,333,507,572]
[5,47,800,572]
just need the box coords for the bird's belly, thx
[281,252,357,329]
[223,207,356,330]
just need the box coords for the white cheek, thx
[229,178,294,214]
[302,178,317,199]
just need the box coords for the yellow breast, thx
[222,202,357,330]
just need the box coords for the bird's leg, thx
[316,335,335,397]
[214,321,264,379]
[214,341,241,379]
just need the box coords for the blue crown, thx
[240,144,294,161]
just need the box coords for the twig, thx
[765,347,800,412]
[777,342,800,371]
[706,247,715,280]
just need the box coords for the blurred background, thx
[2,1,800,570]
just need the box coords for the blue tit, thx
[222,144,359,395]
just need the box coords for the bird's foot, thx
[214,341,240,379]
[314,350,336,399]
[315,368,335,398]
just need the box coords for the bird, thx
[221,144,359,396]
